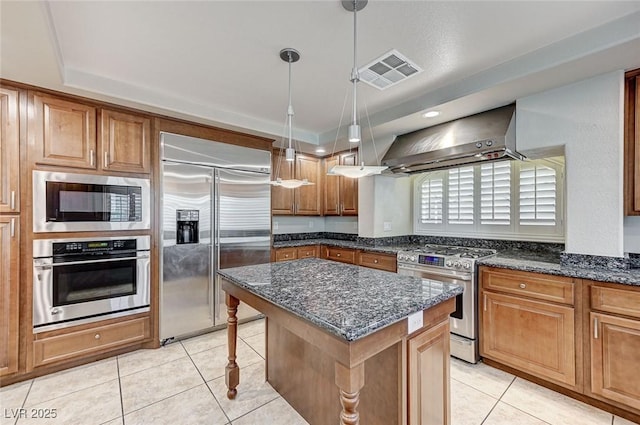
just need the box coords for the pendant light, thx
[271,48,314,189]
[328,0,388,179]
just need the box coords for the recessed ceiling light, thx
[315,148,326,154]
[422,110,440,118]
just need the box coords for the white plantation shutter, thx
[420,177,443,224]
[519,163,557,226]
[448,166,474,224]
[480,162,511,225]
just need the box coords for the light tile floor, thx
[1,318,637,425]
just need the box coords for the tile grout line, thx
[180,340,233,425]
[116,356,126,425]
[229,395,289,424]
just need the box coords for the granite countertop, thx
[479,252,640,287]
[272,238,412,255]
[218,258,463,342]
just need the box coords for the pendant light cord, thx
[287,55,294,150]
[351,1,359,128]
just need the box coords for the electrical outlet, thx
[383,221,392,231]
[407,311,423,334]
[309,221,314,228]
[273,222,279,230]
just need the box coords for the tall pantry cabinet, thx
[0,86,21,377]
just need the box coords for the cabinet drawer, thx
[275,247,297,262]
[33,316,150,367]
[296,245,318,259]
[591,285,640,319]
[481,267,574,305]
[358,251,396,272]
[324,246,356,264]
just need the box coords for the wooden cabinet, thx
[0,87,20,213]
[29,92,151,174]
[323,151,358,216]
[30,92,97,169]
[0,216,19,376]
[589,282,640,411]
[625,68,640,215]
[480,267,577,388]
[323,246,357,264]
[33,316,150,367]
[408,320,450,425]
[358,251,397,272]
[273,245,319,262]
[271,152,322,215]
[99,109,151,173]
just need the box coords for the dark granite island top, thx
[218,258,461,425]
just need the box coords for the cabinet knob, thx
[374,259,379,264]
[95,334,101,340]
[284,254,289,258]
[337,253,341,257]
[519,283,526,289]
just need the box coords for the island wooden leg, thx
[225,293,240,399]
[335,362,365,425]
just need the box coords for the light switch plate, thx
[383,221,392,231]
[407,311,423,334]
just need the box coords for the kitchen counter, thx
[478,252,640,286]
[218,258,462,341]
[218,258,460,424]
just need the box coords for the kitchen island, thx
[218,258,463,425]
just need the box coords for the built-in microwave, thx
[33,170,150,232]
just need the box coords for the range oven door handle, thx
[34,255,150,268]
[397,265,472,281]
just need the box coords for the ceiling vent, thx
[358,49,422,90]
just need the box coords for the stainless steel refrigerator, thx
[160,133,271,342]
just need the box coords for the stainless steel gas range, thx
[397,244,496,363]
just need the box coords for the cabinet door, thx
[30,92,97,169]
[296,245,318,259]
[271,151,294,215]
[340,152,358,215]
[100,109,150,173]
[295,155,322,215]
[274,247,297,262]
[624,71,640,215]
[408,320,450,425]
[323,155,340,215]
[0,216,19,376]
[0,87,20,213]
[590,312,640,410]
[324,246,356,264]
[481,291,576,387]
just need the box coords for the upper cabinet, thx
[0,86,20,213]
[99,109,151,173]
[29,91,150,174]
[625,68,640,215]
[323,151,358,216]
[271,151,322,216]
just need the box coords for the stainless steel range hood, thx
[382,104,524,173]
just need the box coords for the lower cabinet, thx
[0,216,19,377]
[273,245,397,272]
[358,251,397,272]
[33,316,151,367]
[323,246,357,264]
[408,320,450,425]
[481,291,576,387]
[589,282,640,412]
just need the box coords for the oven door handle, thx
[397,265,472,281]
[34,255,150,268]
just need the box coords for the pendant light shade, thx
[328,0,387,179]
[271,48,314,188]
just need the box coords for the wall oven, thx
[33,170,150,233]
[33,235,150,332]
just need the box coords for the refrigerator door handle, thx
[213,169,221,321]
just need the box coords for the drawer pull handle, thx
[519,283,526,289]
[104,151,109,166]
[10,218,15,237]
[483,294,487,311]
[95,334,101,340]
[10,190,16,210]
[90,150,95,166]
[594,317,599,339]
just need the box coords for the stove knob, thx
[463,262,471,270]
[410,256,417,262]
[446,260,453,267]
[454,261,461,268]
[398,255,405,262]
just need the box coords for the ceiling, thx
[2,1,640,157]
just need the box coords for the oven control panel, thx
[397,252,473,270]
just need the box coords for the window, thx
[414,158,564,242]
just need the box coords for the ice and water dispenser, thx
[176,209,199,244]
